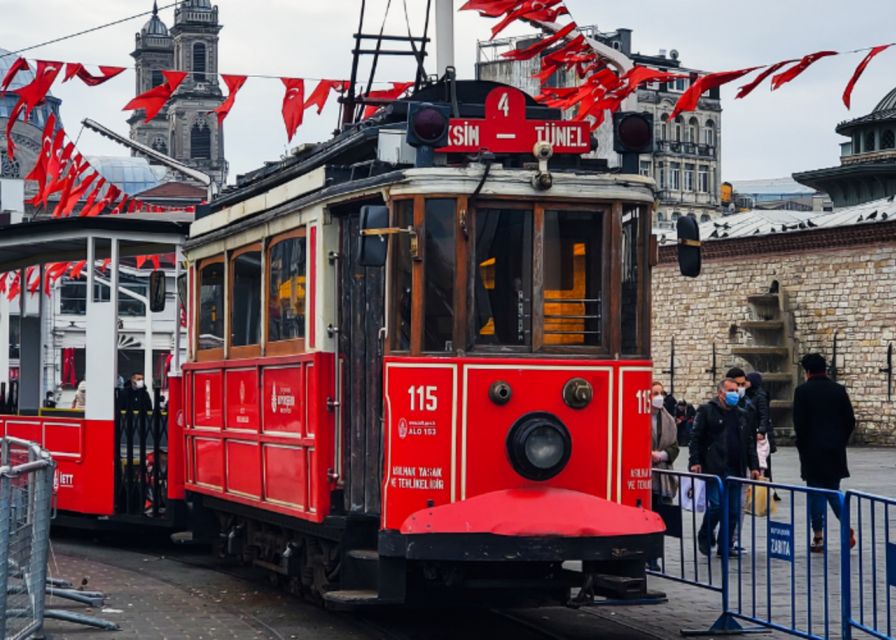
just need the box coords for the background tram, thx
[176,78,697,607]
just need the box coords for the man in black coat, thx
[689,378,761,556]
[793,353,855,551]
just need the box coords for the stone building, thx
[477,26,722,226]
[130,0,227,186]
[651,199,896,446]
[794,87,896,208]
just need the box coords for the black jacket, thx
[793,375,855,483]
[688,397,760,477]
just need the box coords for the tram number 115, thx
[635,389,653,415]
[408,385,438,412]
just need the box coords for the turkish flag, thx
[304,79,349,115]
[771,51,838,91]
[736,61,795,99]
[123,70,187,122]
[0,57,29,94]
[69,260,87,280]
[501,21,577,62]
[77,177,105,217]
[460,1,528,18]
[60,170,97,217]
[671,67,763,119]
[41,140,76,208]
[15,60,64,119]
[7,273,20,301]
[489,0,566,39]
[44,261,71,295]
[361,81,415,119]
[212,74,248,125]
[63,63,126,87]
[281,78,305,142]
[843,45,891,109]
[24,113,57,189]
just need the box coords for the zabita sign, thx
[438,87,590,155]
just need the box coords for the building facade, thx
[794,87,896,208]
[477,26,723,226]
[130,0,227,186]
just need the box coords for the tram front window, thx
[199,262,225,350]
[424,199,456,352]
[621,205,643,354]
[543,210,603,346]
[474,208,532,347]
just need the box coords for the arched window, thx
[701,214,711,222]
[193,42,207,82]
[704,120,715,146]
[882,129,895,150]
[191,122,211,159]
[687,212,697,219]
[865,130,876,153]
[657,212,666,222]
[674,116,683,142]
[151,136,168,155]
[660,113,669,141]
[688,117,699,143]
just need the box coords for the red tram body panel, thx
[183,353,336,523]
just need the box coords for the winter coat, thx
[651,408,679,498]
[747,386,776,453]
[688,397,760,478]
[793,375,855,484]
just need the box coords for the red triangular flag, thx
[843,45,892,109]
[16,60,63,119]
[489,0,566,39]
[0,57,29,94]
[150,255,161,271]
[304,79,349,115]
[735,61,793,99]
[69,260,87,280]
[281,78,305,142]
[8,273,20,301]
[362,81,415,119]
[771,51,839,91]
[78,178,105,217]
[24,112,56,187]
[460,1,523,18]
[63,63,126,87]
[135,255,148,269]
[123,70,187,122]
[501,22,577,62]
[670,67,763,119]
[212,74,248,125]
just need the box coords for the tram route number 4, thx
[769,521,794,562]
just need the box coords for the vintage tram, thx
[176,79,678,607]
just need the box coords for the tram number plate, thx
[769,521,794,562]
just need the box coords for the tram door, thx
[340,211,385,516]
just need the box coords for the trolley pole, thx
[435,0,454,77]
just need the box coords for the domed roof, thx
[873,86,896,114]
[141,2,170,37]
[87,156,165,194]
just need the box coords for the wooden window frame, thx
[265,228,307,357]
[387,198,416,355]
[195,255,225,362]
[228,243,263,360]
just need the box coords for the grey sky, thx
[0,0,893,184]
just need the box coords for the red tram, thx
[176,79,691,607]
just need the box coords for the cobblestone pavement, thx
[40,447,895,639]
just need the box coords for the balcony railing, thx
[655,141,717,158]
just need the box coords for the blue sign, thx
[769,521,794,562]
[887,542,896,588]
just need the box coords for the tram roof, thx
[0,214,190,272]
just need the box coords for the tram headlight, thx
[506,413,571,481]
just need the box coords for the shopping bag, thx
[679,476,706,513]
[744,479,777,517]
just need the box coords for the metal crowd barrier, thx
[648,469,877,639]
[843,490,896,640]
[0,437,54,640]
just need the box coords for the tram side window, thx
[199,262,225,351]
[473,208,532,348]
[543,211,603,346]
[268,234,306,342]
[621,205,642,354]
[391,201,413,351]
[231,250,261,347]
[424,199,456,352]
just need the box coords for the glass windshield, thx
[543,210,603,346]
[621,205,642,354]
[424,199,456,352]
[391,201,413,351]
[473,208,532,347]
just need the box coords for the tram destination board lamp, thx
[613,111,654,175]
[406,102,451,168]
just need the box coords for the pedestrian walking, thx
[651,380,678,418]
[648,382,679,571]
[793,353,856,552]
[675,399,696,446]
[689,377,761,557]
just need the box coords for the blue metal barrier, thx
[724,477,846,640]
[843,490,896,640]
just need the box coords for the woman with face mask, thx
[647,382,680,571]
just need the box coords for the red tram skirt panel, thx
[183,353,336,523]
[0,416,116,515]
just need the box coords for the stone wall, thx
[651,225,896,446]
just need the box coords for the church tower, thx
[167,0,227,185]
[129,1,174,155]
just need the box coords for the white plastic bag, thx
[680,476,706,513]
[757,437,771,471]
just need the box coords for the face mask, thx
[724,391,740,407]
[134,380,145,390]
[652,395,665,409]
[737,386,746,399]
